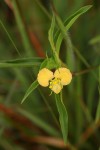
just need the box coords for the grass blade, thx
[0,19,21,56]
[12,0,34,56]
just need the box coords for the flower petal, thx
[51,84,63,94]
[37,68,53,87]
[49,78,63,94]
[54,68,72,85]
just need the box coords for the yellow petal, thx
[54,68,72,85]
[51,84,63,94]
[37,68,53,87]
[49,78,63,94]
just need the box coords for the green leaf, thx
[40,58,48,69]
[56,5,92,54]
[40,57,58,70]
[55,93,68,144]
[55,14,67,55]
[48,14,55,52]
[0,57,44,68]
[21,80,39,103]
[64,5,92,31]
[48,14,61,66]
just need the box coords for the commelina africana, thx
[37,68,72,94]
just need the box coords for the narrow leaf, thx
[55,93,68,144]
[40,58,48,69]
[0,57,44,68]
[40,57,57,70]
[21,80,39,103]
[48,14,55,52]
[64,5,92,31]
[0,19,21,56]
[56,5,92,54]
[55,14,67,55]
[12,0,34,56]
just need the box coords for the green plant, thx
[0,1,100,150]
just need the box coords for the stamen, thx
[49,78,60,88]
[49,78,63,94]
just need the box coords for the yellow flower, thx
[49,78,63,94]
[37,67,72,94]
[37,68,53,87]
[54,68,72,85]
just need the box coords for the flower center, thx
[49,78,63,94]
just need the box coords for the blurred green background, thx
[0,0,100,150]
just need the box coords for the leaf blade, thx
[55,93,68,144]
[56,5,92,54]
[0,57,44,68]
[40,57,58,70]
[48,14,55,52]
[21,80,39,104]
[64,5,92,31]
